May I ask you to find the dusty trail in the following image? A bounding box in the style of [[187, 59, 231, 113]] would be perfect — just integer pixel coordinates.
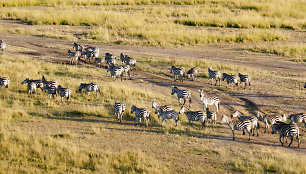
[[1, 33, 306, 154]]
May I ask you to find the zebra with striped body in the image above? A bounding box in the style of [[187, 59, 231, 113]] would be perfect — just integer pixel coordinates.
[[170, 66, 185, 82], [107, 64, 123, 81], [125, 56, 136, 68], [238, 73, 251, 88], [222, 73, 238, 88], [187, 67, 198, 81], [57, 85, 71, 105], [208, 67, 221, 86], [272, 122, 300, 147], [105, 53, 116, 66], [156, 108, 179, 126], [0, 77, 9, 89], [21, 78, 44, 91], [114, 102, 125, 122], [221, 115, 252, 140], [68, 50, 81, 65], [171, 86, 192, 107], [94, 58, 104, 67], [118, 65, 131, 80], [42, 76, 58, 92], [131, 105, 150, 127], [120, 53, 127, 63], [79, 83, 100, 96], [256, 111, 287, 133], [179, 106, 205, 128], [44, 84, 57, 99], [0, 40, 6, 51], [152, 101, 173, 119], [73, 42, 82, 51], [232, 111, 259, 136], [199, 89, 220, 112], [288, 113, 306, 126], [206, 108, 217, 128]]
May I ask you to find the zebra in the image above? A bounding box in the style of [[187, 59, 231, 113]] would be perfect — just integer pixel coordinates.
[[199, 89, 220, 112], [44, 84, 57, 99], [125, 56, 136, 68], [179, 106, 205, 128], [21, 78, 44, 91], [118, 65, 131, 80], [0, 77, 9, 89], [155, 108, 179, 126], [42, 76, 58, 94], [256, 111, 287, 133], [187, 67, 198, 81], [152, 101, 173, 119], [0, 40, 6, 51], [205, 107, 217, 128], [105, 53, 116, 65], [232, 111, 259, 136], [94, 58, 104, 67], [120, 53, 127, 63], [272, 122, 300, 147], [68, 50, 81, 65], [79, 83, 100, 96], [222, 73, 238, 88], [114, 102, 125, 122], [73, 42, 83, 51], [238, 73, 251, 88], [171, 86, 192, 107], [131, 105, 150, 127], [288, 113, 306, 126], [170, 65, 185, 82], [57, 85, 71, 105], [208, 67, 221, 86], [221, 115, 252, 141], [107, 64, 123, 81]]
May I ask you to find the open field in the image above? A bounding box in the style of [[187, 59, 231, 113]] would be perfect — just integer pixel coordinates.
[[0, 0, 306, 173]]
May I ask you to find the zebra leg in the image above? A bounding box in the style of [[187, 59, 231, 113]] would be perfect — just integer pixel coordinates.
[[232, 130, 235, 140], [67, 98, 69, 105], [161, 119, 164, 127], [242, 130, 245, 135], [297, 135, 300, 148], [280, 135, 284, 146], [248, 130, 251, 141], [288, 136, 293, 147]]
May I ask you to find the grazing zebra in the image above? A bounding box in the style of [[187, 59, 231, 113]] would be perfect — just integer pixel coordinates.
[[57, 85, 71, 104], [79, 83, 100, 96], [170, 65, 185, 82], [238, 73, 251, 88], [107, 64, 123, 80], [199, 89, 220, 112], [21, 78, 44, 91], [179, 106, 205, 128], [171, 86, 192, 107], [206, 108, 217, 128], [42, 76, 59, 96], [131, 105, 150, 127], [222, 73, 238, 88], [156, 109, 179, 126], [94, 58, 104, 67], [288, 113, 306, 126], [0, 77, 9, 89], [221, 115, 252, 140], [232, 111, 259, 136], [0, 40, 6, 51], [114, 102, 125, 122], [256, 111, 287, 133], [118, 65, 131, 80], [105, 53, 116, 65], [187, 67, 198, 81], [208, 67, 221, 86], [152, 101, 173, 119], [272, 122, 300, 147], [68, 50, 81, 65]]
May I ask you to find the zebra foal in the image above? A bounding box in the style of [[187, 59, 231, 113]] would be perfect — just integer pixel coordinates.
[[238, 73, 251, 88], [222, 73, 238, 88], [171, 86, 192, 107], [114, 102, 125, 122], [131, 105, 150, 127], [156, 108, 179, 126], [187, 67, 198, 81], [107, 64, 123, 81], [152, 101, 173, 119], [272, 122, 300, 147], [288, 113, 306, 126], [206, 108, 217, 128], [221, 115, 252, 140], [256, 111, 287, 133], [179, 106, 205, 128], [0, 77, 9, 89], [170, 65, 185, 82]]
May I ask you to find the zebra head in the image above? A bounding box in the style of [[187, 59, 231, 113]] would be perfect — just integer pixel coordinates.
[[170, 65, 175, 73], [221, 73, 228, 81], [79, 83, 86, 92], [131, 105, 137, 114], [208, 67, 212, 72], [21, 78, 29, 84], [231, 111, 242, 118], [271, 123, 281, 134], [171, 86, 178, 95], [152, 100, 158, 109]]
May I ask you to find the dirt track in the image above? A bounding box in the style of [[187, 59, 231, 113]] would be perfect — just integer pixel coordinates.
[[1, 32, 306, 156]]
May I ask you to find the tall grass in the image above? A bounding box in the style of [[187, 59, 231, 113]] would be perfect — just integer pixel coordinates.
[[246, 44, 306, 58]]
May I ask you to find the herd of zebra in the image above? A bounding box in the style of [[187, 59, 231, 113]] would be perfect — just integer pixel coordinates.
[[0, 40, 305, 148]]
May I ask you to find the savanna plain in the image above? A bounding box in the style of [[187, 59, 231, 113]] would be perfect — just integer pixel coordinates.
[[0, 0, 305, 173]]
